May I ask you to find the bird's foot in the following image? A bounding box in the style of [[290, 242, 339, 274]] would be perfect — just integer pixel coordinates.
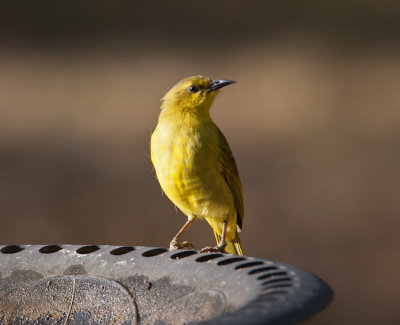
[[169, 239, 195, 251], [200, 244, 227, 254]]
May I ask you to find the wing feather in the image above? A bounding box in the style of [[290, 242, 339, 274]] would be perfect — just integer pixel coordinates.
[[216, 128, 244, 230]]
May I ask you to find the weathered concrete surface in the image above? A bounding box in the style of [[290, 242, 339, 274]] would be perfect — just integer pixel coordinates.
[[0, 245, 333, 325]]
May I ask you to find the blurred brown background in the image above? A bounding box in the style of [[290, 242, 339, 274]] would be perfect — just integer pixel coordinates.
[[1, 1, 399, 324]]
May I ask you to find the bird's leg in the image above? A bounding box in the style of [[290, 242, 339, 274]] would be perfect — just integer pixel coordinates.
[[200, 222, 228, 254], [169, 218, 196, 250]]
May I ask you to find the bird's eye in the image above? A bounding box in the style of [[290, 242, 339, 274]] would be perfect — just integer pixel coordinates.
[[189, 85, 199, 93]]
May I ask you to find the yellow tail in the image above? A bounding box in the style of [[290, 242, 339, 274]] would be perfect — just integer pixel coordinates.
[[214, 231, 243, 256]]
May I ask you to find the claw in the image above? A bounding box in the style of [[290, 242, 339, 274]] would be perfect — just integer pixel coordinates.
[[200, 245, 226, 254], [169, 240, 195, 251]]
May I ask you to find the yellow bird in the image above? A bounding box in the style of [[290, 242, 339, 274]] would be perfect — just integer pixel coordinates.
[[151, 75, 244, 255]]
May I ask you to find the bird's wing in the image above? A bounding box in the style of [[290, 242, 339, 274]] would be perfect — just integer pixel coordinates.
[[216, 128, 244, 230]]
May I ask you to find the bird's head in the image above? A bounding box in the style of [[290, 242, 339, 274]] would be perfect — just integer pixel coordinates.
[[161, 75, 236, 116]]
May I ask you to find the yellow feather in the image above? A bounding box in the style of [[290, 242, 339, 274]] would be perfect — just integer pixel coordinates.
[[151, 75, 244, 255]]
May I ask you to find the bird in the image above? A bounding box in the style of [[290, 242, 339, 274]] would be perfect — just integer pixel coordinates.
[[150, 75, 244, 255]]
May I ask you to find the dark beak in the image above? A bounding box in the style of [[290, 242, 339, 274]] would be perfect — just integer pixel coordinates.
[[209, 79, 236, 91]]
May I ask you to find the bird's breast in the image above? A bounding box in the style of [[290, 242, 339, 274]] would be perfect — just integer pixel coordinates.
[[151, 119, 232, 217]]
